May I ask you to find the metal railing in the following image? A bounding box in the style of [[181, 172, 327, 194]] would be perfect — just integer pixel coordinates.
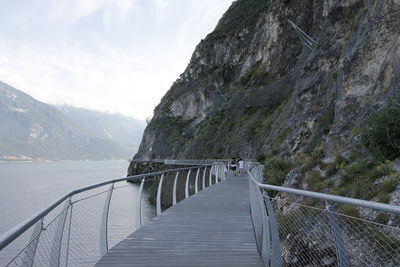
[[288, 20, 316, 50], [129, 159, 233, 165], [247, 162, 400, 266], [0, 163, 227, 266]]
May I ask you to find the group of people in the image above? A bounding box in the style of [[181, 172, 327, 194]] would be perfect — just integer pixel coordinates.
[[229, 157, 244, 176]]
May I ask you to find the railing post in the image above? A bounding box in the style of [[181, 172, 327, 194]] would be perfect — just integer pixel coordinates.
[[263, 192, 281, 267], [137, 177, 146, 228], [22, 217, 44, 267], [261, 201, 270, 266], [64, 204, 73, 267], [202, 167, 206, 190], [326, 203, 349, 267], [100, 183, 114, 257], [156, 174, 165, 216], [49, 197, 71, 267], [173, 171, 179, 205], [249, 180, 263, 253], [209, 166, 213, 186], [185, 170, 191, 199], [195, 168, 200, 194], [216, 165, 219, 184]]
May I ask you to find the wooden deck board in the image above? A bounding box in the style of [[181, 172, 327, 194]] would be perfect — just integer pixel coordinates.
[[96, 174, 264, 266]]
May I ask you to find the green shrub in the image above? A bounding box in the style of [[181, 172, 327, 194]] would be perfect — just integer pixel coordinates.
[[349, 178, 375, 199], [361, 102, 400, 160], [376, 193, 390, 204], [256, 153, 267, 163], [323, 154, 349, 177], [305, 171, 332, 192], [367, 232, 400, 257], [379, 176, 398, 194], [311, 146, 325, 159], [263, 157, 293, 186], [340, 158, 373, 185], [375, 213, 390, 224], [337, 205, 360, 218]]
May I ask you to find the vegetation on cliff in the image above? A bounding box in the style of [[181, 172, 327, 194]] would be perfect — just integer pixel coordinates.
[[134, 0, 400, 211]]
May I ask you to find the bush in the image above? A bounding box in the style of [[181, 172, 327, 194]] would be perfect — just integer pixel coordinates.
[[323, 154, 349, 177], [379, 176, 398, 194], [361, 102, 400, 160], [375, 213, 390, 224], [256, 153, 267, 163], [305, 171, 332, 192], [263, 157, 293, 186], [337, 205, 360, 218]]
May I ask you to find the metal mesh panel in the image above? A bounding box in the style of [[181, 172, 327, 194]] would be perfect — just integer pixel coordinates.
[[270, 197, 400, 266], [247, 162, 400, 266], [2, 165, 219, 266]]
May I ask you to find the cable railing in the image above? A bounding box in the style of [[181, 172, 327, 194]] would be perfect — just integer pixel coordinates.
[[0, 163, 227, 266], [247, 162, 400, 266]]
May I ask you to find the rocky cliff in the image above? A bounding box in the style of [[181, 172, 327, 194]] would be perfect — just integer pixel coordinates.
[[134, 0, 400, 160]]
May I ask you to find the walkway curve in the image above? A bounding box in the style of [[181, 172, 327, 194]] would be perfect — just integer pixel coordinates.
[[96, 174, 264, 266]]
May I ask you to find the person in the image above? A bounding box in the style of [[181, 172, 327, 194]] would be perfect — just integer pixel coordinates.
[[230, 158, 237, 176], [238, 157, 244, 176]]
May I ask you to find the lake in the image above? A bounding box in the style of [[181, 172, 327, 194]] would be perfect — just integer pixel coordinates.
[[0, 160, 156, 265]]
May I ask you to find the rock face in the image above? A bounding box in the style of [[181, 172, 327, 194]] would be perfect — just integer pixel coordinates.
[[134, 0, 400, 160]]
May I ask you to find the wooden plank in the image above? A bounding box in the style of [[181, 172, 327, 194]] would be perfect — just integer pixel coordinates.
[[96, 174, 264, 266]]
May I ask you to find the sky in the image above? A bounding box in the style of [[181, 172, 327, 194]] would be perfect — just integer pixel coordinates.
[[0, 0, 233, 120]]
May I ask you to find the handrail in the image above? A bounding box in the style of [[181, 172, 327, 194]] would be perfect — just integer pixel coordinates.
[[247, 162, 400, 266], [247, 163, 400, 214], [0, 165, 214, 251], [129, 159, 255, 165]]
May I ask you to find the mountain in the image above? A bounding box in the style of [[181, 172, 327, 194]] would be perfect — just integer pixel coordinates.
[[134, 0, 400, 160], [0, 81, 129, 160], [57, 105, 146, 154]]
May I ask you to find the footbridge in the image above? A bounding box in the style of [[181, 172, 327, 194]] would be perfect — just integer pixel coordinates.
[[1, 160, 399, 266]]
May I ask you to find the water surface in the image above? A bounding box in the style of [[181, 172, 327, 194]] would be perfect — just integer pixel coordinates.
[[0, 160, 155, 265]]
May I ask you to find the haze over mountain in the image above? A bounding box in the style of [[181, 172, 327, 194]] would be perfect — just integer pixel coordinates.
[[57, 105, 146, 154], [0, 81, 144, 161]]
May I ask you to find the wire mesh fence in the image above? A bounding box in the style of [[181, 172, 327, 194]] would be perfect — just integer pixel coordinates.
[[248, 162, 400, 266], [1, 164, 224, 266]]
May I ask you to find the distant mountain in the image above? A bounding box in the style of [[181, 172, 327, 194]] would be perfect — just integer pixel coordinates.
[[56, 105, 146, 154], [0, 81, 131, 161]]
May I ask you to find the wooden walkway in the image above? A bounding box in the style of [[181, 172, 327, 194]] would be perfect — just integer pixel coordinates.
[[96, 174, 264, 266]]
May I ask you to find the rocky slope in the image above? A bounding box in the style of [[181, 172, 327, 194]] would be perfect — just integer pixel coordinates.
[[0, 81, 129, 160], [134, 0, 400, 160]]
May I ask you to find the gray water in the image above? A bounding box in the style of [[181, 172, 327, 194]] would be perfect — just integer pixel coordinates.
[[0, 160, 156, 265]]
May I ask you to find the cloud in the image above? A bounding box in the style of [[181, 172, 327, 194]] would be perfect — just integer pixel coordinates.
[[0, 0, 233, 120], [0, 40, 176, 120], [46, 0, 137, 24]]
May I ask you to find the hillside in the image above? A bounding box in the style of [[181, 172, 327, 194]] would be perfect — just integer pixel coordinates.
[[0, 81, 129, 160], [132, 0, 400, 206], [57, 105, 145, 155], [135, 0, 399, 160]]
